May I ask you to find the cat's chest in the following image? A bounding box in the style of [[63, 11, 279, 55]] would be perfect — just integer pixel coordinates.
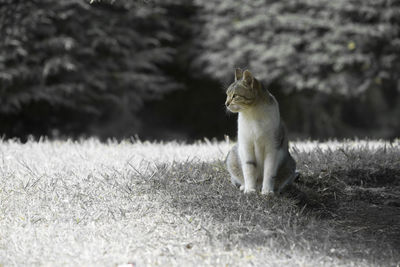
[[238, 116, 275, 140]]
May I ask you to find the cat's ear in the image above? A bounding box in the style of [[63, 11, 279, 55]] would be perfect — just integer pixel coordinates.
[[243, 70, 253, 86], [251, 78, 261, 90], [234, 68, 243, 81]]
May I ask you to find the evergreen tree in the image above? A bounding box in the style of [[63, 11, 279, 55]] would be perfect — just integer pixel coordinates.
[[193, 0, 400, 138], [1, 0, 399, 139], [0, 0, 179, 138]]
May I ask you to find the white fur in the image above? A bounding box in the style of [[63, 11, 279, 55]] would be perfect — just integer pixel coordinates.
[[237, 95, 282, 194]]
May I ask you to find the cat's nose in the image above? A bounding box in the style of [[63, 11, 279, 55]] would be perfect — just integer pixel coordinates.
[[225, 100, 231, 107]]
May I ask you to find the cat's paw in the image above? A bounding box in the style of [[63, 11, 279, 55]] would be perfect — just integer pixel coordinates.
[[244, 187, 256, 194], [261, 188, 275, 196], [239, 185, 245, 191]]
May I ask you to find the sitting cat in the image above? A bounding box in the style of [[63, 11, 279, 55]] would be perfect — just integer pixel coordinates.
[[225, 68, 297, 195]]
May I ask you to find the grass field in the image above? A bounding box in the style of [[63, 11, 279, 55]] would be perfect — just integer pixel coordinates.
[[0, 138, 399, 266]]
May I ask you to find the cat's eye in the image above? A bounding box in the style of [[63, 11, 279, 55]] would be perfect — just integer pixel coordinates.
[[232, 94, 238, 98]]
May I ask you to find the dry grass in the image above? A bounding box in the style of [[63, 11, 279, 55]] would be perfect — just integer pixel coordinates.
[[0, 138, 399, 266]]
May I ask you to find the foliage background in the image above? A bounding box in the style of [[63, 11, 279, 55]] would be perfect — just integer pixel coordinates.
[[1, 0, 399, 140]]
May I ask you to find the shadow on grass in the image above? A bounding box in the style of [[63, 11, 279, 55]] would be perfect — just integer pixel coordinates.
[[143, 159, 400, 265]]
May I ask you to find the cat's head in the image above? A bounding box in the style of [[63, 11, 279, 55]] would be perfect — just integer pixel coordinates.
[[225, 68, 262, 113]]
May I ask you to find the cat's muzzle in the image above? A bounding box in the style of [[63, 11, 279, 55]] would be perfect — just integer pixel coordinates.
[[226, 104, 240, 113]]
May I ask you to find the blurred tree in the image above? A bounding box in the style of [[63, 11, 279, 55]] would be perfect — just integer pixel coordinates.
[[1, 0, 399, 140], [0, 0, 180, 139], [138, 0, 237, 141], [193, 0, 400, 139]]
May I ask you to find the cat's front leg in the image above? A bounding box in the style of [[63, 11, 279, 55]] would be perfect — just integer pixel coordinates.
[[262, 149, 280, 195], [239, 143, 257, 194]]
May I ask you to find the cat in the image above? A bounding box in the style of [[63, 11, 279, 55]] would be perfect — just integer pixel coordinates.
[[225, 68, 297, 195]]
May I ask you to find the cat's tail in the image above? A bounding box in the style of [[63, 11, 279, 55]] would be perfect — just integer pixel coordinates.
[[277, 170, 300, 194], [294, 171, 301, 182]]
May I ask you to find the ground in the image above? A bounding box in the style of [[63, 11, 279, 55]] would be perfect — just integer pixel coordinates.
[[0, 139, 399, 266]]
